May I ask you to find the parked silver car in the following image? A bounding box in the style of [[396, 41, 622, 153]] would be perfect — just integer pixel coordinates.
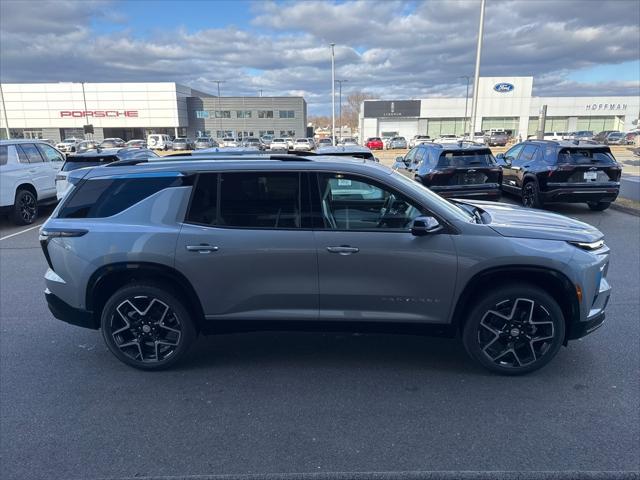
[[194, 137, 218, 149], [387, 136, 408, 149], [41, 153, 611, 375]]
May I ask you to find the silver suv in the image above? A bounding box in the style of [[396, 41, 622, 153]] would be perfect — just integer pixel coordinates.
[[40, 154, 612, 374]]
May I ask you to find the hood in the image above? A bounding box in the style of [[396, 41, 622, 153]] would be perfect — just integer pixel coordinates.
[[462, 200, 603, 243]]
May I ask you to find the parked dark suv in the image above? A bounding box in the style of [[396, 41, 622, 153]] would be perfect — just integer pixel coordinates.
[[395, 142, 502, 200], [497, 140, 621, 210], [41, 152, 611, 375]]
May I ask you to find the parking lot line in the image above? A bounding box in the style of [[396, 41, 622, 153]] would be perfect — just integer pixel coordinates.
[[0, 223, 43, 241]]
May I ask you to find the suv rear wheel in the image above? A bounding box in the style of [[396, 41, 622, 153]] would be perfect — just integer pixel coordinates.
[[587, 201, 611, 211], [462, 284, 565, 375], [12, 189, 38, 225], [522, 180, 543, 209], [100, 283, 197, 370]]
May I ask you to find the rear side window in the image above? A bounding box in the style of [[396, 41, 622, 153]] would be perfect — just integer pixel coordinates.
[[58, 176, 184, 218], [0, 145, 7, 166], [186, 172, 301, 229], [17, 144, 44, 163]]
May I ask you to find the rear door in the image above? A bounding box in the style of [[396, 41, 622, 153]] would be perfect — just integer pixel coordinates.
[[175, 170, 319, 322], [16, 143, 54, 199], [511, 144, 539, 189]]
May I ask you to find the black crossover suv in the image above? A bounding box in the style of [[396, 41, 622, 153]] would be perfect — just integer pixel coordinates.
[[394, 142, 502, 200], [496, 140, 621, 210]]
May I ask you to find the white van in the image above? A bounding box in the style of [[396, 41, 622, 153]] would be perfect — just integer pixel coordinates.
[[146, 134, 173, 150]]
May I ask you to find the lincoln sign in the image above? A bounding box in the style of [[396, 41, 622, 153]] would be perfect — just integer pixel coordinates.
[[59, 110, 139, 118], [363, 100, 420, 118]]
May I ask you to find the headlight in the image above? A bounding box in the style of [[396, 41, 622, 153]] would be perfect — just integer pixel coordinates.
[[569, 239, 605, 251]]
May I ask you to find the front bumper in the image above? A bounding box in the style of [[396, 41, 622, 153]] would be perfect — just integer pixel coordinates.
[[543, 183, 619, 203], [45, 289, 98, 330]]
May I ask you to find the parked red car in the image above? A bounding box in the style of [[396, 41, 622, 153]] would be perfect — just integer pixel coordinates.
[[365, 137, 383, 150]]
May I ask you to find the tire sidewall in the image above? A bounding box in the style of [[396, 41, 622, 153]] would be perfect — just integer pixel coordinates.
[[100, 283, 197, 370], [12, 189, 37, 225], [522, 179, 542, 209], [462, 284, 565, 375]]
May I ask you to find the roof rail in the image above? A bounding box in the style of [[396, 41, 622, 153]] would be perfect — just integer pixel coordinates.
[[106, 152, 314, 167]]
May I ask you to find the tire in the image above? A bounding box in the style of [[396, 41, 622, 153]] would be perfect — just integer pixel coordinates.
[[462, 283, 565, 375], [587, 201, 611, 211], [521, 179, 543, 209], [11, 189, 38, 225], [100, 283, 197, 370]]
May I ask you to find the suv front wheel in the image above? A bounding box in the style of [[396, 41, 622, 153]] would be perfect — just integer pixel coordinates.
[[462, 284, 565, 375], [101, 283, 197, 370]]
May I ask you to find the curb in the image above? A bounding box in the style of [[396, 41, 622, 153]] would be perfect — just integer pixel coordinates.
[[610, 201, 640, 217]]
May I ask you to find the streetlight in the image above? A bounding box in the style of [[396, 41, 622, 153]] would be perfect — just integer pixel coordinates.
[[330, 43, 336, 146], [459, 76, 470, 139], [213, 80, 225, 138], [469, 0, 486, 137], [335, 79, 348, 142], [0, 82, 10, 139]]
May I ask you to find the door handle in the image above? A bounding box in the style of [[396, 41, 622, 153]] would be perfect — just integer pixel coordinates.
[[327, 246, 359, 255], [186, 244, 219, 253]]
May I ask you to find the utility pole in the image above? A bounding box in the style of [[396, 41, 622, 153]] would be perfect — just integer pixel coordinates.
[[335, 79, 347, 142], [459, 76, 471, 138], [330, 43, 336, 146], [259, 89, 263, 97], [469, 0, 486, 138], [213, 80, 225, 138], [0, 82, 10, 139]]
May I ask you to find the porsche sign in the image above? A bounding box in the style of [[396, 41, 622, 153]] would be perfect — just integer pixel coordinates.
[[59, 110, 139, 118]]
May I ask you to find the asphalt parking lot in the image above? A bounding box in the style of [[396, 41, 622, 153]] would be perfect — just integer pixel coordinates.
[[0, 199, 639, 479]]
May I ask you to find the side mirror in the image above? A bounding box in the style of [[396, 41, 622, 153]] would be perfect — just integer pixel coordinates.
[[496, 153, 504, 159], [411, 216, 441, 236], [395, 155, 406, 164]]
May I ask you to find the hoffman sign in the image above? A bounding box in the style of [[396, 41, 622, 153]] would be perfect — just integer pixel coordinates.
[[585, 104, 627, 111], [363, 100, 420, 118], [59, 110, 139, 118]]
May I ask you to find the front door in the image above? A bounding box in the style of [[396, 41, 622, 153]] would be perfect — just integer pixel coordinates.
[[313, 172, 457, 324], [501, 143, 525, 193], [175, 171, 318, 321]]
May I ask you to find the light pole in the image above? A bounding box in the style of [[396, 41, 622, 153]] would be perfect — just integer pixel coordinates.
[[81, 82, 92, 140], [459, 76, 470, 139], [330, 43, 336, 146], [335, 79, 347, 142], [213, 80, 225, 138], [0, 82, 10, 139], [469, 0, 486, 138]]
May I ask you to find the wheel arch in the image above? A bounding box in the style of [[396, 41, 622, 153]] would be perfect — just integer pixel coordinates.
[[451, 266, 580, 344], [86, 262, 205, 331], [15, 182, 38, 200]]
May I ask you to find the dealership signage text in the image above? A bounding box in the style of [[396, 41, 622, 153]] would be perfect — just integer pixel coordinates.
[[585, 104, 627, 111], [59, 110, 139, 118]]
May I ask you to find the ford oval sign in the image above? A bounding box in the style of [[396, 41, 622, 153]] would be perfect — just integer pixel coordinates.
[[494, 82, 514, 93]]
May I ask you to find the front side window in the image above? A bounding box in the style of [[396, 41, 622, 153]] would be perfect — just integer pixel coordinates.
[[317, 173, 425, 231], [187, 172, 301, 229], [37, 144, 64, 162], [17, 144, 44, 163], [518, 145, 539, 165], [504, 144, 524, 163]]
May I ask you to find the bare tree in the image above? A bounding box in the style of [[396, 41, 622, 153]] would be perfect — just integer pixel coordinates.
[[342, 91, 375, 130]]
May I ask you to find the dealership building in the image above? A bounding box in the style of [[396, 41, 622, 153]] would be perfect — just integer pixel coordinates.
[[360, 76, 639, 140], [0, 82, 307, 142]]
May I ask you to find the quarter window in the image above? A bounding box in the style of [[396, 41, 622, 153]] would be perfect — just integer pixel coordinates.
[[317, 173, 425, 231], [59, 176, 184, 218]]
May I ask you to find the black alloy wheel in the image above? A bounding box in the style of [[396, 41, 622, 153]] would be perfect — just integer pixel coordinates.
[[463, 284, 565, 375], [587, 201, 611, 211], [522, 180, 543, 209], [101, 284, 197, 370], [12, 189, 38, 225]]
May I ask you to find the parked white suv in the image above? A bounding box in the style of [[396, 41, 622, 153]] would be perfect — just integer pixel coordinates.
[[56, 137, 81, 153], [0, 140, 64, 224], [146, 134, 173, 151]]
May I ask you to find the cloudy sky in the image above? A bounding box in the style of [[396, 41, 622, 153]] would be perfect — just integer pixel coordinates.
[[1, 0, 638, 115]]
